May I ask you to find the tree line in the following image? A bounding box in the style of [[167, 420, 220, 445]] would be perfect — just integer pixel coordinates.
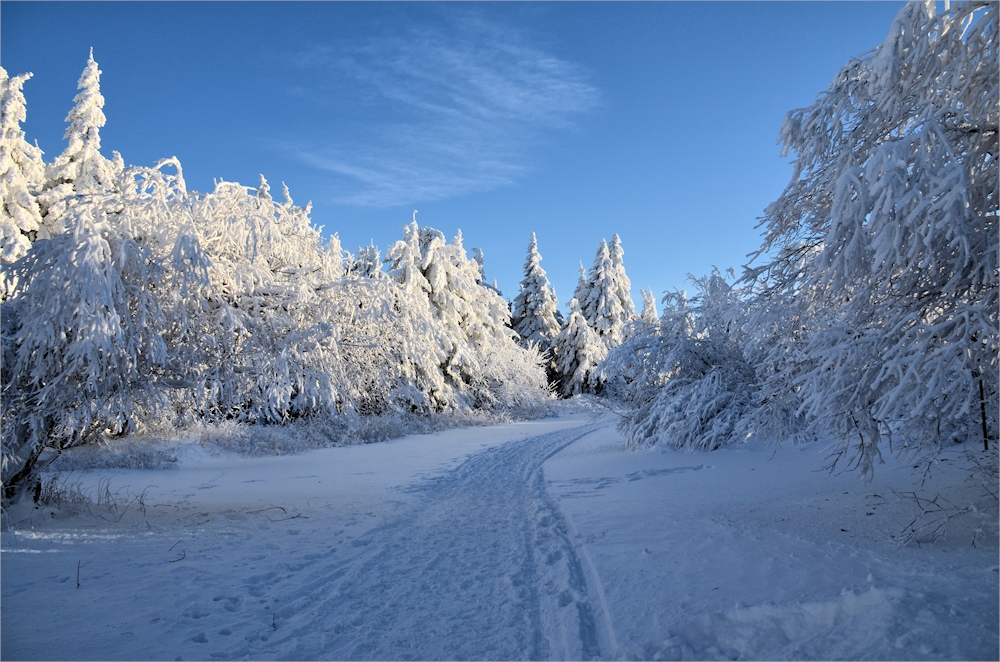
[[1, 1, 996, 500]]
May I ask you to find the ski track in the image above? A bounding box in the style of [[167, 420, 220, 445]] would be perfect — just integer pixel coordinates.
[[209, 421, 610, 660]]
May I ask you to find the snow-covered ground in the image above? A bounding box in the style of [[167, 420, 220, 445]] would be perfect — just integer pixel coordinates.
[[2, 410, 997, 661]]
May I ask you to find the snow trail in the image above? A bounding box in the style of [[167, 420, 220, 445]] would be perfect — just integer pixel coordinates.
[[228, 421, 609, 660]]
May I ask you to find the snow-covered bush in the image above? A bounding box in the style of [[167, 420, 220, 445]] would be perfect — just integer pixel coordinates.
[[745, 0, 998, 478], [1, 202, 170, 492], [347, 242, 383, 278], [329, 274, 449, 416], [603, 270, 759, 450], [178, 176, 349, 423]]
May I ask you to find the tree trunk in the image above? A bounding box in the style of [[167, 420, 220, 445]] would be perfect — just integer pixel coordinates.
[[979, 375, 989, 452]]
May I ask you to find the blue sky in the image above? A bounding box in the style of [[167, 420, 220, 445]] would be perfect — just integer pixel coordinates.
[[2, 1, 905, 311]]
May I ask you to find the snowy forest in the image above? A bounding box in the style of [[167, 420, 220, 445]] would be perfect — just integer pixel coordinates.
[[1, 0, 997, 502]]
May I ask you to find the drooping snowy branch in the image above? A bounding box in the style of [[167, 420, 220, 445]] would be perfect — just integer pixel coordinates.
[[745, 0, 998, 478]]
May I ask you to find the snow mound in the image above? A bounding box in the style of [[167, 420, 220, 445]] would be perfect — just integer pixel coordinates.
[[635, 587, 903, 660]]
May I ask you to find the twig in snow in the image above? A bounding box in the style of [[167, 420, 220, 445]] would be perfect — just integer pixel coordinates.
[[265, 513, 307, 522], [248, 506, 287, 515], [169, 550, 186, 563], [891, 490, 990, 547], [76, 560, 91, 588]]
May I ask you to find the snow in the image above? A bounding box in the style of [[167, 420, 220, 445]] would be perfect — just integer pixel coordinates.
[[2, 409, 997, 660], [545, 424, 998, 660]]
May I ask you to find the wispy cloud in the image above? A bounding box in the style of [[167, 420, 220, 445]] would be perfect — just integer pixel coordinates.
[[285, 12, 600, 208]]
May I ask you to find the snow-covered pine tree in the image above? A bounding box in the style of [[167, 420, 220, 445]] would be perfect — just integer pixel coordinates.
[[554, 297, 607, 397], [746, 0, 998, 478], [0, 68, 45, 265], [639, 289, 658, 325], [348, 242, 383, 278], [471, 246, 485, 283], [37, 50, 124, 238], [608, 233, 636, 323], [580, 237, 635, 349], [387, 221, 548, 411], [572, 261, 589, 308], [511, 232, 561, 351]]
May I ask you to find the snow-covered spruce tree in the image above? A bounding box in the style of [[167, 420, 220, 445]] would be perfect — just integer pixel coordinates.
[[608, 234, 637, 327], [746, 0, 998, 478], [554, 297, 607, 397], [386, 221, 549, 412], [0, 68, 45, 265], [37, 50, 124, 238], [639, 289, 658, 325], [511, 232, 561, 351], [580, 237, 636, 349], [471, 246, 486, 283], [348, 242, 383, 278], [571, 261, 589, 309], [603, 270, 757, 450], [469, 245, 504, 296]]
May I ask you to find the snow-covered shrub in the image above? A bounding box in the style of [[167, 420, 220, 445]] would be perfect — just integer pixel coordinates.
[[177, 176, 348, 423], [347, 242, 383, 278], [1, 203, 170, 492], [603, 270, 760, 450], [597, 290, 692, 408], [745, 0, 998, 478], [1, 156, 353, 494], [330, 274, 450, 416]]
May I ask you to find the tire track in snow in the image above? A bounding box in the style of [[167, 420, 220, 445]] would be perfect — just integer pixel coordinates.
[[225, 421, 610, 660]]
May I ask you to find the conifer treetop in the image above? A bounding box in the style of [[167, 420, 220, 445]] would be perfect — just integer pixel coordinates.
[[60, 49, 106, 160], [511, 232, 560, 350], [0, 67, 45, 262]]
